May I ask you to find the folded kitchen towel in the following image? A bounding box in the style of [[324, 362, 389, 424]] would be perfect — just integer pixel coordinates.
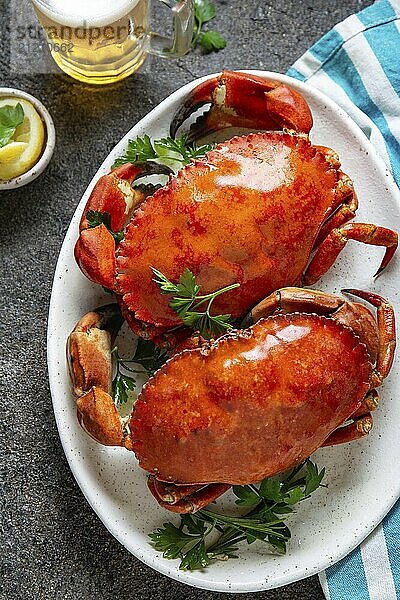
[[287, 1, 400, 599], [288, 0, 400, 186]]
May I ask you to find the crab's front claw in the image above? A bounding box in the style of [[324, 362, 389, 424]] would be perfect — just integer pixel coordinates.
[[75, 224, 117, 290], [75, 162, 172, 289], [170, 70, 313, 141], [77, 387, 126, 447], [67, 304, 132, 448], [67, 304, 123, 396]]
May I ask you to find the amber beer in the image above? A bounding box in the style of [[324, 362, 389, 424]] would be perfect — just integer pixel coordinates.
[[31, 0, 194, 84]]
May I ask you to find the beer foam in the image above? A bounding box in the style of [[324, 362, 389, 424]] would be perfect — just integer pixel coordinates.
[[32, 0, 140, 28]]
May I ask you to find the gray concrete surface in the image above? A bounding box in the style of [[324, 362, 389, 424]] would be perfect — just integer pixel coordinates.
[[0, 0, 372, 598]]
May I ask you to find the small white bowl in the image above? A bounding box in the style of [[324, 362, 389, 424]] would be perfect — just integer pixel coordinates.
[[0, 87, 56, 190]]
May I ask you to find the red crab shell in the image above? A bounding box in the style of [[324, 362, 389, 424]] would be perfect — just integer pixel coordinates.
[[117, 132, 341, 328], [130, 313, 372, 485]]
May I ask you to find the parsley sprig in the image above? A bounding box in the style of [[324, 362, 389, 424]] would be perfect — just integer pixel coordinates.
[[113, 134, 213, 170], [149, 460, 326, 570], [156, 136, 214, 164], [116, 338, 169, 379], [0, 103, 25, 148], [112, 365, 136, 407], [152, 267, 240, 340], [192, 0, 227, 53], [111, 339, 169, 407], [86, 210, 124, 243]]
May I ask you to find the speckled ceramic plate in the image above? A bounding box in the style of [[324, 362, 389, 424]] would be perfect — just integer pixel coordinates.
[[47, 71, 400, 593]]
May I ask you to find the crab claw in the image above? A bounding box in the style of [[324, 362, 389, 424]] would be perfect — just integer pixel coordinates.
[[67, 304, 133, 448], [75, 162, 172, 290], [170, 70, 313, 142]]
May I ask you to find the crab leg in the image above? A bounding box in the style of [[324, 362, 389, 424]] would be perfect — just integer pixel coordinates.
[[303, 223, 398, 285], [148, 477, 230, 514], [324, 389, 379, 447], [351, 389, 380, 419], [313, 173, 358, 249], [243, 287, 344, 326], [343, 289, 396, 386], [75, 162, 172, 290], [151, 479, 205, 504], [170, 70, 313, 141], [322, 414, 373, 446]]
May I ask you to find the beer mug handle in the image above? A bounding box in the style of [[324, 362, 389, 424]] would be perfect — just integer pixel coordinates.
[[145, 0, 194, 58]]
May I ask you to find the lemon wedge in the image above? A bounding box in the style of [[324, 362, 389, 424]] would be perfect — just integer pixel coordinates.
[[0, 97, 45, 181], [0, 141, 28, 163]]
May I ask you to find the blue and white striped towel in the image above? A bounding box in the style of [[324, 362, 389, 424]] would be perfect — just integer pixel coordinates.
[[287, 1, 400, 598]]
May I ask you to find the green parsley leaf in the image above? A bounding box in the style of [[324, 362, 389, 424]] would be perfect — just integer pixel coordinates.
[[180, 539, 210, 571], [305, 460, 326, 496], [180, 513, 208, 536], [286, 487, 306, 505], [175, 268, 201, 297], [112, 338, 169, 391], [113, 134, 156, 167], [151, 268, 180, 295], [207, 541, 239, 560], [272, 505, 294, 515], [180, 310, 202, 327], [206, 313, 233, 337], [188, 145, 215, 160], [193, 0, 216, 24], [181, 311, 233, 339], [156, 136, 214, 167], [149, 522, 194, 559], [152, 267, 240, 340], [0, 103, 25, 148], [169, 297, 195, 318], [267, 534, 288, 554], [130, 338, 169, 377], [232, 485, 260, 507], [192, 0, 226, 52], [201, 30, 227, 52], [112, 371, 136, 406], [86, 210, 124, 244], [259, 477, 283, 503], [198, 509, 288, 542], [156, 137, 189, 161]]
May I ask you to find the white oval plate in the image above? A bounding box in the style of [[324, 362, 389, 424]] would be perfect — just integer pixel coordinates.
[[47, 71, 400, 593]]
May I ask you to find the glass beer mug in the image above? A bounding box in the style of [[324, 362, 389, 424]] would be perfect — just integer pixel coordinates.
[[30, 0, 194, 84]]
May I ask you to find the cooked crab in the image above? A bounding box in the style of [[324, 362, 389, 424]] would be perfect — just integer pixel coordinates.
[[67, 287, 395, 513], [75, 126, 397, 345]]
